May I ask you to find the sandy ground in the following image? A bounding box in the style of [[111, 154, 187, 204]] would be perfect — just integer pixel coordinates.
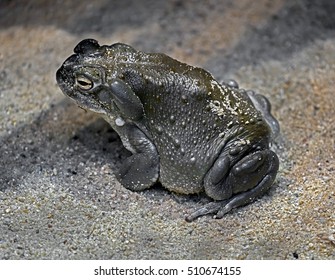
[[0, 0, 334, 259]]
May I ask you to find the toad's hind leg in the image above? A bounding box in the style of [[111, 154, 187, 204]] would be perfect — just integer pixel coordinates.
[[186, 150, 279, 222]]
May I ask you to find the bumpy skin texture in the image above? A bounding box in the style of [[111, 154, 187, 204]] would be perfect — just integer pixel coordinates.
[[56, 39, 280, 221]]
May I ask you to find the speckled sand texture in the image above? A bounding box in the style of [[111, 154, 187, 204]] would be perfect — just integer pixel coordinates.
[[0, 0, 334, 259]]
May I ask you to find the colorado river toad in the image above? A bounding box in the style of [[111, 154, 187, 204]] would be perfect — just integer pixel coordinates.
[[56, 39, 280, 221]]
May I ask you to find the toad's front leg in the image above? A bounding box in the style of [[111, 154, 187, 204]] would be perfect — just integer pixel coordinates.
[[115, 123, 160, 191], [103, 79, 160, 191]]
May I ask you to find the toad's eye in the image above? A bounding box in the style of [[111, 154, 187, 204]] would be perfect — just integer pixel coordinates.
[[76, 75, 93, 90]]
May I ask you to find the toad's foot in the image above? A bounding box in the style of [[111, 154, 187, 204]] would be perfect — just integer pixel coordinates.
[[185, 201, 228, 222], [185, 171, 276, 222]]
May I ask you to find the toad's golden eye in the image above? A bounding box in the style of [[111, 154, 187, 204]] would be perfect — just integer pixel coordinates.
[[76, 75, 93, 90]]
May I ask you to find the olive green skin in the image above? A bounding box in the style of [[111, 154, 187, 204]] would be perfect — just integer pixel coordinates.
[[57, 39, 279, 221]]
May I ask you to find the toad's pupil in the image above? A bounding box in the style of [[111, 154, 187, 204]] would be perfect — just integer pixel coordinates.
[[76, 78, 92, 89]]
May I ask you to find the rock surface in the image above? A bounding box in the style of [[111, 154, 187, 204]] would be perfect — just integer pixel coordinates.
[[0, 0, 334, 259]]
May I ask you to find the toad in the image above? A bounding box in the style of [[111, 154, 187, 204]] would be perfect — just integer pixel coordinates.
[[56, 39, 280, 221]]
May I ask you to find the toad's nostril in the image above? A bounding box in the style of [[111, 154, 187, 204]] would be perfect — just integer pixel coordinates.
[[56, 67, 67, 84]]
